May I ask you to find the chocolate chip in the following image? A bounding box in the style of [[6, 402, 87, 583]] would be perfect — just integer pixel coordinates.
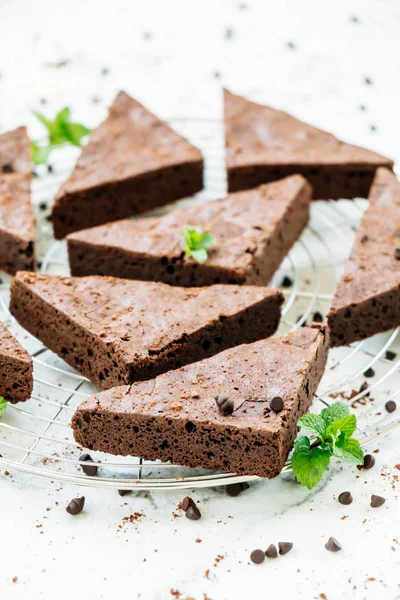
[[338, 491, 353, 505], [265, 544, 278, 558], [2, 163, 13, 173], [359, 381, 370, 396], [296, 315, 307, 327], [79, 452, 98, 476], [395, 248, 400, 260], [66, 496, 85, 515], [385, 400, 397, 413], [250, 549, 265, 564], [363, 367, 375, 378], [278, 542, 293, 555], [226, 481, 249, 497], [47, 164, 54, 174], [281, 275, 293, 288], [371, 494, 386, 508], [385, 350, 397, 361], [359, 454, 375, 470], [185, 503, 201, 521], [313, 311, 324, 323], [325, 537, 342, 552], [39, 202, 48, 211], [215, 394, 234, 416], [270, 396, 284, 412], [118, 489, 132, 497], [181, 496, 195, 512]]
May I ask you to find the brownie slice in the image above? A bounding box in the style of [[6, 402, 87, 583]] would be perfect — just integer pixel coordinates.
[[52, 91, 204, 239], [67, 174, 311, 286], [72, 324, 329, 478], [225, 89, 393, 199], [0, 322, 33, 403], [0, 127, 32, 175], [328, 168, 400, 346], [0, 127, 35, 275], [10, 272, 283, 390], [0, 173, 35, 274]]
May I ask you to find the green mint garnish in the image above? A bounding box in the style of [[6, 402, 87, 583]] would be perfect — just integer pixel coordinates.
[[0, 396, 7, 417], [183, 226, 216, 264], [30, 107, 91, 165], [291, 403, 363, 490]]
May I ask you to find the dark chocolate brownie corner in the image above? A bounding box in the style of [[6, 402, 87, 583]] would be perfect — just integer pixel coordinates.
[[0, 322, 33, 404]]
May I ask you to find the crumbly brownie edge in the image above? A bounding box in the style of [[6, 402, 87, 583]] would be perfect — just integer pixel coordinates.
[[327, 287, 400, 347], [0, 353, 33, 404], [227, 164, 391, 200], [0, 229, 35, 275], [53, 160, 203, 239]]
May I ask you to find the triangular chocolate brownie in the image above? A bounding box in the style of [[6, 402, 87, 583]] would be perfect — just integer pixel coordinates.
[[52, 91, 204, 239], [328, 168, 400, 346], [0, 127, 35, 275], [67, 174, 311, 286], [72, 324, 329, 478], [0, 127, 32, 175], [10, 272, 283, 389], [0, 322, 33, 404], [225, 89, 393, 199]]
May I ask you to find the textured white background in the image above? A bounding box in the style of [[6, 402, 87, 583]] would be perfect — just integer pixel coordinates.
[[0, 1, 400, 599]]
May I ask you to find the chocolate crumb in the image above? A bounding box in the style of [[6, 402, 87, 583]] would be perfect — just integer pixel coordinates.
[[325, 537, 342, 552], [250, 549, 265, 564], [278, 542, 293, 555], [66, 496, 85, 515]]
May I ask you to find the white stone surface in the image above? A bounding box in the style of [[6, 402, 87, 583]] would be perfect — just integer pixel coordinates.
[[0, 1, 400, 598]]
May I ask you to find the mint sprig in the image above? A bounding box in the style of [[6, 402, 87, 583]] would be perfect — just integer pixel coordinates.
[[291, 403, 364, 490], [183, 226, 216, 264], [0, 396, 7, 417], [30, 107, 91, 165]]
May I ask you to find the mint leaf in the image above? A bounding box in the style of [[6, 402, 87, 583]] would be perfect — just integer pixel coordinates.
[[291, 436, 331, 490], [30, 141, 51, 166], [332, 437, 364, 464], [321, 403, 349, 427], [298, 413, 326, 441], [62, 122, 91, 147], [0, 396, 7, 417], [326, 414, 357, 441], [183, 226, 216, 264]]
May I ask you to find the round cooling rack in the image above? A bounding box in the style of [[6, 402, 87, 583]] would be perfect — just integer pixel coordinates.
[[0, 117, 399, 491]]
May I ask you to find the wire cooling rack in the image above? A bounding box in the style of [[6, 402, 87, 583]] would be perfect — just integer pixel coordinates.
[[0, 117, 399, 490]]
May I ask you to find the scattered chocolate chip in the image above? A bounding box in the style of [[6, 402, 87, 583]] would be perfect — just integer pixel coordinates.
[[385, 350, 397, 361], [215, 394, 234, 416], [278, 542, 293, 555], [385, 400, 397, 413], [265, 544, 278, 558], [359, 381, 370, 396], [79, 452, 98, 476], [370, 494, 386, 508], [363, 367, 375, 378], [66, 496, 85, 515], [338, 491, 353, 505], [250, 549, 265, 564], [39, 201, 48, 211], [394, 248, 400, 260], [181, 496, 195, 512], [281, 275, 293, 288], [325, 537, 342, 552], [313, 311, 324, 323], [358, 454, 375, 470], [270, 396, 284, 412], [118, 489, 132, 497], [226, 482, 249, 497], [47, 164, 54, 174], [2, 163, 13, 173], [185, 503, 201, 521]]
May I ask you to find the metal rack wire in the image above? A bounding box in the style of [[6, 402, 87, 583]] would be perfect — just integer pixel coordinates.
[[0, 117, 399, 490]]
